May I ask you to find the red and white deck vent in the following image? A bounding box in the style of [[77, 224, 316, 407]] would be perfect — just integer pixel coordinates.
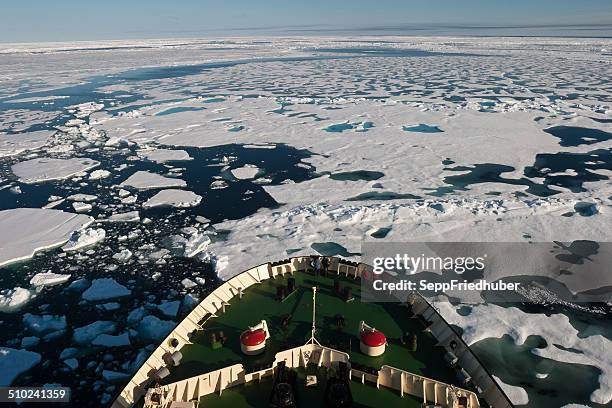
[[359, 320, 387, 357], [240, 320, 270, 355]]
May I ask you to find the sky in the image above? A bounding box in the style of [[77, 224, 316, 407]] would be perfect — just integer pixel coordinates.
[[1, 0, 611, 42]]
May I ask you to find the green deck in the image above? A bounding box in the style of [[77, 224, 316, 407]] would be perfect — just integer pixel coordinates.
[[162, 270, 463, 406], [198, 367, 424, 408]]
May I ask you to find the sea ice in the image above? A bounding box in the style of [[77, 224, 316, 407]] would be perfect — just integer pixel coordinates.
[[101, 211, 140, 223], [89, 169, 111, 180], [0, 347, 41, 386], [0, 130, 53, 157], [169, 228, 211, 258], [143, 189, 202, 208], [137, 148, 192, 163], [231, 165, 260, 180], [81, 278, 131, 302], [112, 249, 133, 263], [64, 358, 78, 370], [91, 333, 131, 347], [67, 193, 97, 202], [136, 316, 175, 342], [23, 313, 67, 334], [29, 272, 71, 288], [0, 287, 34, 312], [72, 202, 92, 213], [120, 171, 186, 190], [492, 376, 529, 405], [62, 228, 106, 252], [437, 302, 612, 405], [0, 208, 93, 267], [20, 336, 39, 349], [157, 301, 180, 318], [72, 321, 116, 345], [11, 157, 100, 184], [181, 278, 197, 289]]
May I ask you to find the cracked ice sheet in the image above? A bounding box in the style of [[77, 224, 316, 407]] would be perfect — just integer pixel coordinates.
[[207, 197, 612, 284], [0, 208, 93, 267], [437, 302, 612, 405]]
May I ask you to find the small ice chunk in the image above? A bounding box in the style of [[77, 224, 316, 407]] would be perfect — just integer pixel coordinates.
[[169, 228, 211, 258], [231, 165, 260, 180], [81, 278, 131, 302], [72, 321, 116, 345], [89, 169, 111, 180], [0, 287, 35, 312], [101, 211, 140, 223], [181, 278, 197, 289], [64, 358, 79, 370], [29, 272, 71, 288], [157, 301, 180, 318], [209, 180, 228, 190], [127, 307, 148, 325], [72, 202, 93, 213], [67, 194, 97, 202], [118, 189, 131, 198], [59, 347, 78, 360], [66, 278, 90, 292], [23, 313, 67, 334], [112, 249, 133, 263], [62, 228, 106, 252], [136, 316, 175, 342], [20, 336, 40, 349]]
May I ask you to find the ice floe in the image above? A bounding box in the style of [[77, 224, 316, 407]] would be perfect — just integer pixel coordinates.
[[62, 228, 106, 252], [143, 189, 202, 208], [136, 316, 175, 342], [0, 347, 41, 386], [168, 227, 211, 258], [137, 148, 192, 163], [81, 278, 131, 302], [0, 287, 34, 312], [231, 165, 260, 180], [23, 313, 67, 334], [100, 211, 140, 223], [0, 130, 53, 157], [89, 169, 111, 180], [29, 272, 71, 288], [0, 208, 92, 267], [72, 321, 116, 345], [91, 332, 131, 347], [120, 170, 186, 190], [11, 157, 100, 183]]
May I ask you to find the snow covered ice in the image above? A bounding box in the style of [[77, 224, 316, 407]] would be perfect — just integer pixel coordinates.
[[11, 157, 100, 184], [0, 208, 92, 267], [143, 189, 202, 208]]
